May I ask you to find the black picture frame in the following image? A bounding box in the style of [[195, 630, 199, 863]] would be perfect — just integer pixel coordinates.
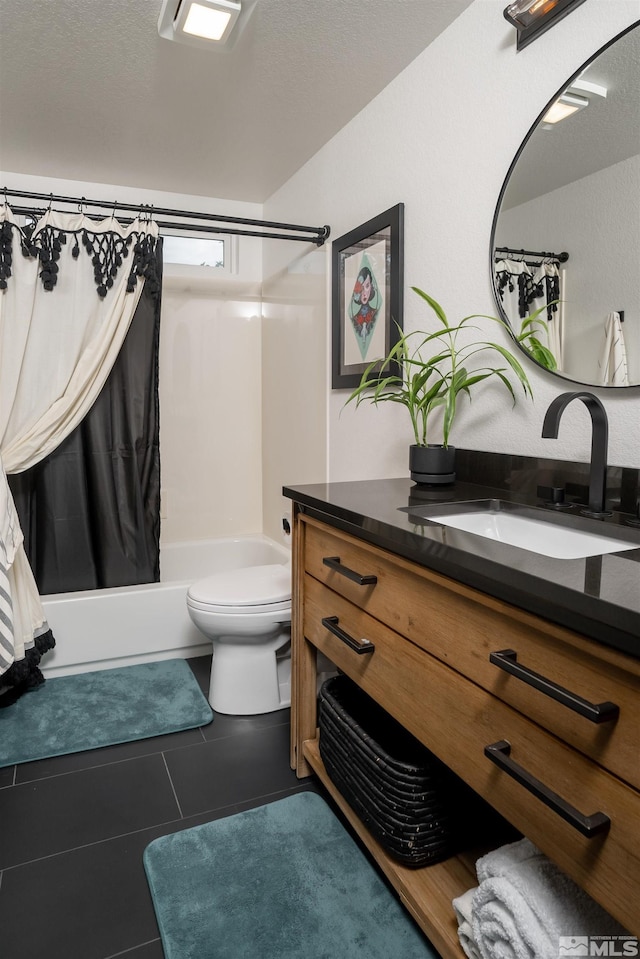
[[331, 203, 404, 390]]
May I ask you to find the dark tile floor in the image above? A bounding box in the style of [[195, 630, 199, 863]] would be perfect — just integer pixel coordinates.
[[0, 656, 317, 959]]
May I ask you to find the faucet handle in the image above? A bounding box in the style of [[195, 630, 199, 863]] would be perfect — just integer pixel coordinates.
[[537, 483, 565, 503], [625, 499, 640, 528], [537, 484, 572, 509]]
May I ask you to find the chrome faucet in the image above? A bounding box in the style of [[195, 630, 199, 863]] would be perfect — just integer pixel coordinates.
[[541, 392, 611, 518]]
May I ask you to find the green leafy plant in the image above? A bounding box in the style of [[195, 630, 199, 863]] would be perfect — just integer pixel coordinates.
[[345, 287, 533, 448], [516, 305, 558, 372]]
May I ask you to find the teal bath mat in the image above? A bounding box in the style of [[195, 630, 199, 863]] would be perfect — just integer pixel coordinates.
[[143, 791, 438, 959], [0, 659, 212, 767]]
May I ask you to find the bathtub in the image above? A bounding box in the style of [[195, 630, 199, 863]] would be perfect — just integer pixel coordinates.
[[41, 535, 290, 678]]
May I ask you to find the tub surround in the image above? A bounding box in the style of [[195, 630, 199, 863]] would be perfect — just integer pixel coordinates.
[[284, 454, 640, 661]]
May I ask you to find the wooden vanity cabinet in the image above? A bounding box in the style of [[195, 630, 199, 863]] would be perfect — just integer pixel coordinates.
[[290, 511, 640, 955]]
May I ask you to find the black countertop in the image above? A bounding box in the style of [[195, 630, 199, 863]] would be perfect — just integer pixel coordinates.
[[283, 477, 640, 661]]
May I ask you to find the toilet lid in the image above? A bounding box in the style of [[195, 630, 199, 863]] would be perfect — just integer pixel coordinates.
[[188, 564, 291, 607]]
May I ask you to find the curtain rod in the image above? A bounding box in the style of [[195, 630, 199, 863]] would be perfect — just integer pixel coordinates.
[[2, 187, 331, 246], [495, 246, 569, 263]]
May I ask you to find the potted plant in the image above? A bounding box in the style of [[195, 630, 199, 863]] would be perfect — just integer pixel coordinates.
[[345, 287, 533, 484]]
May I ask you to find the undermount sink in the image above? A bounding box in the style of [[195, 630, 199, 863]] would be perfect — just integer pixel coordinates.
[[408, 499, 640, 560]]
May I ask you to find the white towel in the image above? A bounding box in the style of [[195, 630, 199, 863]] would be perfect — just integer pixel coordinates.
[[598, 311, 629, 386], [453, 887, 482, 959], [476, 838, 539, 883], [472, 840, 628, 959]]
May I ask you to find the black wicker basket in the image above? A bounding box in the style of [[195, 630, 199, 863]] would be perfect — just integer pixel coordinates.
[[319, 675, 512, 867]]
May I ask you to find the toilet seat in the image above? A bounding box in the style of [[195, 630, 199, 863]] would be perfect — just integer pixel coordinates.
[[186, 596, 291, 615], [187, 564, 291, 612]]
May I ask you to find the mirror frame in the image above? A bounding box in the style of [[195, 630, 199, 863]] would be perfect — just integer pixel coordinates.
[[489, 19, 640, 389]]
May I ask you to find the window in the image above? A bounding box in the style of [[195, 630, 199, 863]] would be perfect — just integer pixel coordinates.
[[161, 231, 238, 279], [162, 234, 225, 268]]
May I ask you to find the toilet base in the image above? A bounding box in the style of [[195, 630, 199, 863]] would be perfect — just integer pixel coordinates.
[[209, 635, 291, 715]]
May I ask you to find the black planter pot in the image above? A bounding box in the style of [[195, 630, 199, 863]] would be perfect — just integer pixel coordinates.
[[409, 444, 456, 486]]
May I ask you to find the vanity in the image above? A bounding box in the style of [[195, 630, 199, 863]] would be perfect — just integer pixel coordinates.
[[284, 476, 640, 956], [282, 18, 640, 952]]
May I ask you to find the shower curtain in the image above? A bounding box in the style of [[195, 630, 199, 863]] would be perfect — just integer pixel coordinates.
[[9, 263, 162, 594], [495, 258, 563, 371], [0, 204, 161, 701]]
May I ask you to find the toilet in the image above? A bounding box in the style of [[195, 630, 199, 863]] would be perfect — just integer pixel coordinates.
[[186, 563, 292, 715]]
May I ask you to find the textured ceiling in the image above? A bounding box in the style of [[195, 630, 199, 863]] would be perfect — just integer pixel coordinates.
[[0, 0, 474, 203]]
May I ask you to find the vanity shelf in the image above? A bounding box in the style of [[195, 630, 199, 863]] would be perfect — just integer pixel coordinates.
[[302, 737, 476, 959]]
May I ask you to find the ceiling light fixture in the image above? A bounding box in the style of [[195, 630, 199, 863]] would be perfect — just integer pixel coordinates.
[[503, 0, 587, 50], [542, 92, 589, 125], [541, 77, 607, 130], [158, 0, 255, 49], [182, 2, 239, 41]]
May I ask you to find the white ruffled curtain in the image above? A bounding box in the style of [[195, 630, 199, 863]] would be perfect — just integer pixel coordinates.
[[0, 205, 159, 688], [531, 262, 563, 370], [494, 258, 564, 371]]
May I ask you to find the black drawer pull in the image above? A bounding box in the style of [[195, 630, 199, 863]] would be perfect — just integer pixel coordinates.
[[490, 649, 619, 724], [321, 616, 375, 655], [484, 740, 610, 838], [322, 556, 377, 586]]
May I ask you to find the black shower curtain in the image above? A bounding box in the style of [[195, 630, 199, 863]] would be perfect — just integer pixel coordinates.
[[8, 254, 162, 595]]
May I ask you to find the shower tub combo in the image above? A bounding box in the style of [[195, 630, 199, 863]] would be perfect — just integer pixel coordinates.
[[41, 536, 290, 687]]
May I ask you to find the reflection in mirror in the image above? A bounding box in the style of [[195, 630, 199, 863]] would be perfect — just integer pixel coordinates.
[[491, 22, 640, 387]]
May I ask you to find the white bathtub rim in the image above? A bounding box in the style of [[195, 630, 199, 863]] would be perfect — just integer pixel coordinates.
[[40, 534, 290, 679], [42, 534, 290, 601]]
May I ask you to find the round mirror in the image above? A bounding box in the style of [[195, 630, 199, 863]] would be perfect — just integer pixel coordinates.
[[490, 22, 640, 388]]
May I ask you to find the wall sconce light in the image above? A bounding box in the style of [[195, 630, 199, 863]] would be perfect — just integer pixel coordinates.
[[503, 0, 587, 50], [158, 0, 256, 49]]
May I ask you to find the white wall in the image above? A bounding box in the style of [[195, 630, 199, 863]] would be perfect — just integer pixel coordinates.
[[263, 0, 640, 496], [261, 247, 329, 544]]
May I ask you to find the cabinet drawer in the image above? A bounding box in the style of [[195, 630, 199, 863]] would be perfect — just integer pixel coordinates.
[[303, 517, 640, 791], [303, 573, 640, 935]]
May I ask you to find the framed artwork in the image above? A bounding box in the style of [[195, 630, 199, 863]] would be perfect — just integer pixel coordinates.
[[331, 203, 404, 390]]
